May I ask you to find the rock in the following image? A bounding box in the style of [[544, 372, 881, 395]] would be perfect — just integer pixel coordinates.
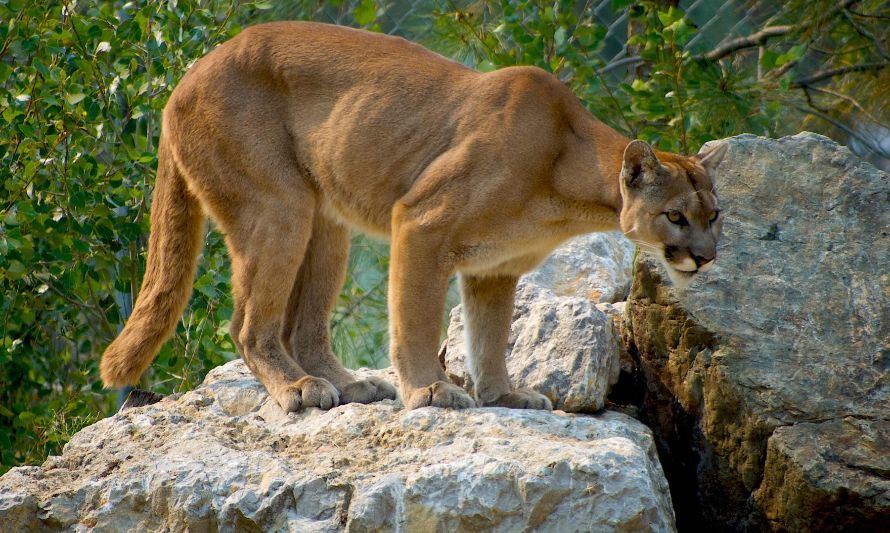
[[444, 282, 621, 412], [623, 133, 890, 530], [441, 232, 633, 413], [596, 301, 633, 375], [0, 360, 676, 532], [521, 232, 636, 303], [754, 417, 890, 531]]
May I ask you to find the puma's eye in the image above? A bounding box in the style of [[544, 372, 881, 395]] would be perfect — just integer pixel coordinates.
[[666, 211, 687, 225], [709, 210, 720, 222]]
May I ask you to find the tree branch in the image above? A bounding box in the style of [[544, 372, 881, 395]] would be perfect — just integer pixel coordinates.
[[331, 276, 388, 330], [791, 61, 888, 87], [847, 8, 890, 21], [768, 58, 799, 79], [596, 56, 643, 75], [801, 84, 889, 129], [841, 8, 890, 60], [791, 104, 887, 157], [700, 0, 858, 63], [699, 26, 793, 61]]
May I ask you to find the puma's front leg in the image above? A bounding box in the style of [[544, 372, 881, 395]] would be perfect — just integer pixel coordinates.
[[389, 212, 475, 410], [461, 274, 553, 410]]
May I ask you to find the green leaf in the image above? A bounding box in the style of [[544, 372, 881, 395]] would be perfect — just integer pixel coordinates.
[[775, 44, 807, 66], [542, 7, 555, 22], [353, 0, 378, 26], [65, 93, 86, 105], [4, 260, 26, 280], [657, 10, 673, 27], [0, 62, 14, 84], [760, 49, 779, 70], [611, 0, 634, 10]]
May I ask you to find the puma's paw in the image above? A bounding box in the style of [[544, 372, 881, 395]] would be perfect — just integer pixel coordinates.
[[404, 380, 476, 410], [278, 376, 340, 412], [340, 376, 398, 404], [485, 387, 553, 410]]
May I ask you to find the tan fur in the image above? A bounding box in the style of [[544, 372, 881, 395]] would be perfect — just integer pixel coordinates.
[[100, 22, 727, 411]]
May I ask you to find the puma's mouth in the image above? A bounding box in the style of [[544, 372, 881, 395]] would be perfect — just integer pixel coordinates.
[[663, 256, 718, 289], [663, 263, 696, 290], [668, 255, 717, 276], [632, 242, 710, 289], [661, 255, 701, 290], [670, 256, 699, 274]]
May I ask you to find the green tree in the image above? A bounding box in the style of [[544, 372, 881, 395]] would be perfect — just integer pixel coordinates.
[[0, 0, 257, 473], [0, 0, 397, 474]]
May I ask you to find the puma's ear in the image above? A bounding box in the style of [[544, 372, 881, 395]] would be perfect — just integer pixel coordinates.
[[622, 139, 658, 187], [696, 142, 728, 175]]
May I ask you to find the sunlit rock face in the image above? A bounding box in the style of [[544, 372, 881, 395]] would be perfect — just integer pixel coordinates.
[[444, 281, 621, 413]]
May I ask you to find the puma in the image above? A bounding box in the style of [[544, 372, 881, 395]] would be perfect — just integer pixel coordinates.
[[100, 21, 727, 412]]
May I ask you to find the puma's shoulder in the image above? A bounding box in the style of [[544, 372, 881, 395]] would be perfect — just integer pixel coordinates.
[[475, 66, 580, 117], [467, 66, 587, 159]]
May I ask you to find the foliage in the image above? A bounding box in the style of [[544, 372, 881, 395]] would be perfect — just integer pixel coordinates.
[[1, 0, 886, 474], [430, 1, 761, 153], [0, 0, 410, 474], [0, 0, 257, 473]]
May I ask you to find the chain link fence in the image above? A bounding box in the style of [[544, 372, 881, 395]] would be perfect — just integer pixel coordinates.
[[286, 1, 787, 71]]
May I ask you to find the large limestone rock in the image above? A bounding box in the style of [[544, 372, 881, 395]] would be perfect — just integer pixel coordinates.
[[0, 360, 676, 532], [442, 232, 632, 413], [624, 133, 890, 531]]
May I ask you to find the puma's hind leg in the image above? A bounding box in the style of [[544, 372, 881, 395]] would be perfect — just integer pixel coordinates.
[[282, 213, 397, 405], [460, 274, 552, 410], [225, 193, 340, 412]]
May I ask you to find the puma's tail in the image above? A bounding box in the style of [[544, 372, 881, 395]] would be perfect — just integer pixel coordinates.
[[100, 134, 204, 387]]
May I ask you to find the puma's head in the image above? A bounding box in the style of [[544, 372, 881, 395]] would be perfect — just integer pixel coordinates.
[[618, 139, 728, 289]]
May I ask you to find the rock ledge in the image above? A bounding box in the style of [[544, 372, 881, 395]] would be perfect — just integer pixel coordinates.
[[0, 360, 675, 532]]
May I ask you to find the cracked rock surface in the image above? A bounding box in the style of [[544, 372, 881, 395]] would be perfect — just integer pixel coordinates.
[[624, 133, 890, 531], [0, 360, 675, 532], [754, 417, 890, 531]]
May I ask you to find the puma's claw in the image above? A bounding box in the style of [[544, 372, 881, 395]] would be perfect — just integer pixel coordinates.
[[404, 380, 476, 410], [340, 376, 398, 404], [484, 387, 553, 410], [277, 376, 340, 412]]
